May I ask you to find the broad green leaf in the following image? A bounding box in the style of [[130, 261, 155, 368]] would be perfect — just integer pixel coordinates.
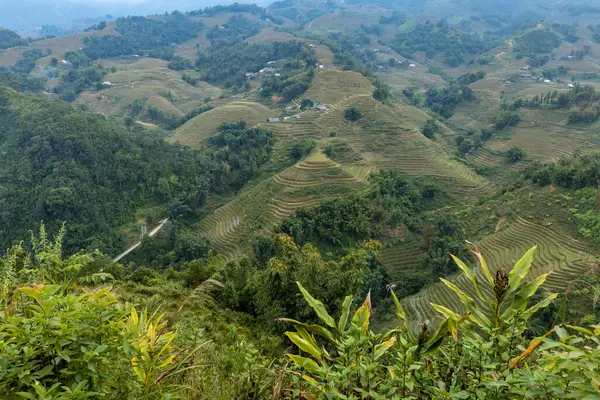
[[287, 354, 321, 373], [338, 295, 353, 333], [501, 273, 548, 321], [422, 319, 449, 355], [390, 290, 406, 321], [374, 338, 396, 360], [431, 303, 462, 321], [440, 279, 475, 306], [467, 241, 494, 286], [451, 254, 484, 299], [468, 307, 492, 330], [522, 293, 557, 320], [351, 292, 371, 331], [508, 246, 537, 293], [278, 318, 336, 343], [296, 282, 336, 328], [285, 331, 322, 362], [565, 324, 593, 336]]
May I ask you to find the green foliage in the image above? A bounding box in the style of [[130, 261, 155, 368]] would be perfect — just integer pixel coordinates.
[[0, 284, 186, 398], [250, 235, 387, 329], [344, 107, 362, 122], [280, 197, 381, 248], [456, 71, 486, 86], [422, 215, 469, 276], [425, 82, 474, 118], [208, 121, 275, 191], [260, 67, 315, 102], [0, 70, 45, 92], [300, 98, 314, 110], [421, 118, 441, 139], [493, 110, 521, 130], [12, 48, 43, 74], [514, 29, 562, 57], [507, 146, 525, 163], [0, 89, 270, 254], [372, 84, 390, 103], [196, 41, 316, 90], [284, 246, 591, 399], [551, 23, 579, 43], [83, 15, 203, 60], [524, 151, 600, 188], [389, 20, 487, 67], [0, 27, 29, 50], [205, 14, 261, 49], [289, 139, 316, 161]]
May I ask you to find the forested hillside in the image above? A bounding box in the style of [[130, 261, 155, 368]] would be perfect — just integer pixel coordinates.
[[3, 0, 600, 398]]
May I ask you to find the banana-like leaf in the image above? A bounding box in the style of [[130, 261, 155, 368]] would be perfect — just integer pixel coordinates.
[[390, 289, 417, 343], [522, 293, 557, 320], [287, 354, 321, 373], [278, 318, 336, 343], [451, 254, 485, 300], [390, 290, 406, 322], [507, 246, 537, 293], [296, 282, 336, 328], [351, 292, 371, 331], [285, 331, 322, 362], [431, 303, 463, 321], [564, 324, 593, 336], [501, 273, 548, 321], [467, 241, 494, 286], [278, 318, 337, 343], [440, 279, 475, 306], [422, 319, 449, 355], [338, 296, 353, 333], [374, 337, 397, 360]]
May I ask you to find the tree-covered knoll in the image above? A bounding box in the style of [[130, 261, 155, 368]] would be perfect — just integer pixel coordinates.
[[82, 15, 204, 60], [514, 28, 562, 58], [0, 27, 28, 50], [205, 14, 261, 50], [196, 41, 316, 90], [0, 87, 274, 255], [278, 171, 466, 297], [0, 69, 45, 92], [388, 20, 488, 67]]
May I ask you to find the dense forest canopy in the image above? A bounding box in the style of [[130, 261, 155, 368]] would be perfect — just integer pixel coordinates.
[[0, 87, 273, 255], [389, 20, 488, 66], [0, 28, 28, 50], [83, 15, 204, 60]]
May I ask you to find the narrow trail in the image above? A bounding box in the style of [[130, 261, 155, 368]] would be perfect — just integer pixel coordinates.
[[113, 219, 169, 262]]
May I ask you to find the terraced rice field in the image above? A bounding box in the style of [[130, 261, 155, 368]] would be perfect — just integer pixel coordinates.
[[198, 153, 367, 259], [304, 70, 374, 105], [76, 58, 221, 118], [402, 217, 599, 326], [381, 240, 428, 282], [169, 101, 272, 147], [322, 94, 489, 198], [198, 203, 246, 258]]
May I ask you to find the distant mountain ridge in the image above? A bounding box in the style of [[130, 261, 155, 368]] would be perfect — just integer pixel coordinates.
[[0, 0, 272, 32]]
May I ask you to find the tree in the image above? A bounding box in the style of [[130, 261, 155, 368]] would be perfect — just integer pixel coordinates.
[[300, 98, 314, 110], [373, 85, 390, 103], [507, 146, 525, 163], [344, 107, 362, 122], [421, 118, 441, 138]]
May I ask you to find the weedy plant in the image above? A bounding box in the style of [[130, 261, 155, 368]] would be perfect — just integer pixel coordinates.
[[282, 245, 600, 399]]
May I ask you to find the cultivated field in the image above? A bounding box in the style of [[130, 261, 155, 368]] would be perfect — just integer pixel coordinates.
[[402, 216, 600, 326], [169, 101, 272, 147], [75, 58, 221, 118]]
